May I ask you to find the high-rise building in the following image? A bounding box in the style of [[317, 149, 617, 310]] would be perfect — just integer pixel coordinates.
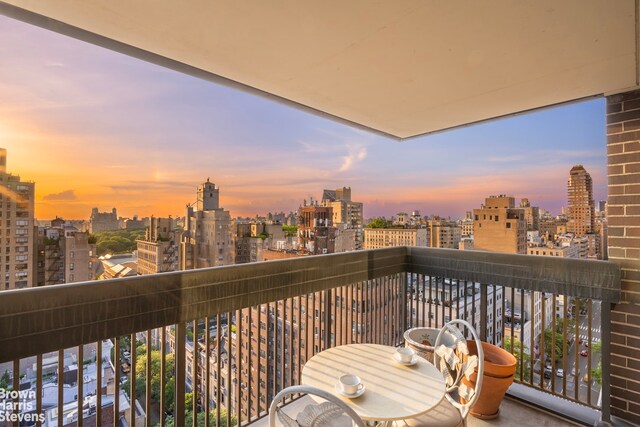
[[473, 195, 526, 254], [180, 179, 234, 269], [89, 208, 119, 234], [567, 165, 595, 236], [136, 217, 179, 275], [321, 187, 364, 250], [519, 198, 540, 231], [0, 149, 35, 290]]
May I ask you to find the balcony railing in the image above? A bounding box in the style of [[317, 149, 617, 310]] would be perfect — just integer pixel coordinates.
[[0, 247, 620, 426]]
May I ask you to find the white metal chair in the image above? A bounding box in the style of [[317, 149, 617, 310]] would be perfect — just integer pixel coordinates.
[[269, 384, 367, 427], [398, 319, 484, 427]]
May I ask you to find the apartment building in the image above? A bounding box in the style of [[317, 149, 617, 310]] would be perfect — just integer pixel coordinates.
[[321, 187, 364, 250], [426, 217, 461, 249], [136, 217, 179, 275], [88, 207, 119, 234], [408, 277, 504, 346], [519, 198, 540, 231], [35, 219, 97, 286], [0, 148, 34, 290], [180, 179, 234, 269], [298, 203, 335, 255], [363, 227, 428, 249], [567, 165, 595, 236], [473, 195, 526, 254]]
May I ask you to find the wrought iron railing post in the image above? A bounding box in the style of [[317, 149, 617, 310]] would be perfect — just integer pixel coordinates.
[[480, 283, 488, 342], [323, 289, 331, 350], [175, 323, 186, 427], [600, 302, 612, 424], [401, 272, 408, 340]]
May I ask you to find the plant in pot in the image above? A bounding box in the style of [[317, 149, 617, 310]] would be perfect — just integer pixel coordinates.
[[465, 340, 517, 419]]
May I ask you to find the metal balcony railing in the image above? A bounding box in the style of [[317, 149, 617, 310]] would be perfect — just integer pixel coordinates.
[[0, 247, 620, 427]]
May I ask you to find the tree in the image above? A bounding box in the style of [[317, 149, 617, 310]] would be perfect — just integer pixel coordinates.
[[0, 370, 9, 389], [504, 336, 530, 379], [165, 408, 237, 427], [282, 225, 298, 237], [94, 229, 146, 255], [129, 349, 176, 412], [367, 217, 392, 228], [543, 327, 565, 361]]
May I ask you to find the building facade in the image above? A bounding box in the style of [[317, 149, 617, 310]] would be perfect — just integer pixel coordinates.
[[136, 217, 179, 275], [426, 217, 461, 249], [298, 204, 335, 255], [89, 208, 119, 234], [363, 227, 428, 249], [321, 187, 364, 250], [567, 165, 595, 236], [0, 148, 35, 290], [473, 195, 526, 254], [180, 179, 234, 270], [35, 222, 97, 286]]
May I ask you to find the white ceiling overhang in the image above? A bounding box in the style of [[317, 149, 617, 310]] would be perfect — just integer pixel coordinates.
[[1, 0, 638, 139]]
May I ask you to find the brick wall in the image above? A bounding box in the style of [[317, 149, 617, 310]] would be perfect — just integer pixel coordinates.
[[606, 90, 640, 424]]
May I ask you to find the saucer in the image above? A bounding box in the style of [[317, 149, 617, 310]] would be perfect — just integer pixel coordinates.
[[394, 353, 418, 366], [335, 383, 365, 398]]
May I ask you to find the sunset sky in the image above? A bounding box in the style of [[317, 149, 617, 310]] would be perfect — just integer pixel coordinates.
[[0, 15, 607, 221]]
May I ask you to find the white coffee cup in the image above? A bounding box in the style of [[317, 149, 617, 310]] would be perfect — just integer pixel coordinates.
[[396, 347, 415, 363], [339, 374, 363, 395]]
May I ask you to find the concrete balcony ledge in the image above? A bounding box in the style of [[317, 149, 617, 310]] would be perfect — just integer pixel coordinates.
[[250, 394, 582, 427]]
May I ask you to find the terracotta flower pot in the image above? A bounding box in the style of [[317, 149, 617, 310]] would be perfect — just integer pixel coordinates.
[[466, 340, 517, 420]]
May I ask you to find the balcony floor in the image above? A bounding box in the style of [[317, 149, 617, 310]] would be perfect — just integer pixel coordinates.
[[251, 395, 581, 427]]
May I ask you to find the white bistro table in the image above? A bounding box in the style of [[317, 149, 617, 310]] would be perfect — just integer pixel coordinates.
[[301, 343, 446, 424]]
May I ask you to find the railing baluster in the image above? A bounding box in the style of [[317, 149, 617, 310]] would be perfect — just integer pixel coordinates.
[[175, 324, 186, 427], [146, 330, 151, 427], [480, 284, 488, 342], [130, 333, 136, 427], [77, 344, 83, 427], [562, 296, 568, 396], [13, 358, 19, 427], [600, 302, 612, 423], [587, 299, 592, 406], [97, 341, 103, 427], [539, 294, 546, 390], [236, 309, 242, 425], [574, 298, 580, 401], [113, 340, 119, 427], [36, 354, 42, 427], [529, 292, 534, 385], [160, 328, 166, 427], [192, 320, 198, 427], [247, 309, 252, 421], [205, 318, 210, 427], [215, 314, 221, 427], [226, 313, 232, 427], [550, 295, 556, 393]]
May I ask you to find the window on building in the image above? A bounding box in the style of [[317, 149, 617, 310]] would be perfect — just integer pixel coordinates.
[[506, 223, 511, 229]]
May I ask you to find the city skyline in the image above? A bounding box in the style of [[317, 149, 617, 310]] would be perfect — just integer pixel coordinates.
[[0, 15, 607, 221]]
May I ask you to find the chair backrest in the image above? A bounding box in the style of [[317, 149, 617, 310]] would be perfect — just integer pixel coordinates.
[[269, 385, 367, 427], [433, 319, 484, 421]]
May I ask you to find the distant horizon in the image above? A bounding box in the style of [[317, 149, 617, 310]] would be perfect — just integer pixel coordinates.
[[0, 15, 607, 221]]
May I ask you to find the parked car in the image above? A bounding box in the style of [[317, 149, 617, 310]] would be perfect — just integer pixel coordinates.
[[580, 350, 588, 357], [556, 368, 564, 378]]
